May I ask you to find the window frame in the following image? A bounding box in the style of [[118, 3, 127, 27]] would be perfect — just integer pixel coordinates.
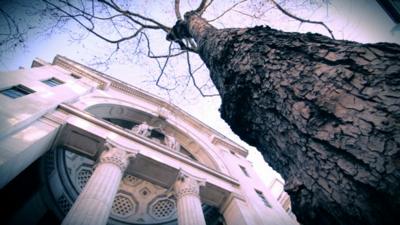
[[41, 77, 64, 87], [0, 84, 35, 99]]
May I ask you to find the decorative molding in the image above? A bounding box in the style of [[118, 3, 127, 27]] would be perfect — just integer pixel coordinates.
[[105, 138, 140, 157], [32, 58, 51, 67], [211, 135, 248, 157], [43, 110, 69, 126], [58, 103, 240, 188], [52, 56, 110, 90], [52, 55, 246, 156]]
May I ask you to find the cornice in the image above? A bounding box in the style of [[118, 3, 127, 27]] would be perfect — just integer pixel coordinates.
[[211, 135, 248, 157], [52, 56, 110, 90], [32, 58, 51, 67]]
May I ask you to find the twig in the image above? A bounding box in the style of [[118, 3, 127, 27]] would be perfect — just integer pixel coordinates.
[[43, 0, 145, 43], [270, 0, 335, 39], [156, 42, 173, 88], [186, 51, 219, 97], [208, 0, 248, 22]]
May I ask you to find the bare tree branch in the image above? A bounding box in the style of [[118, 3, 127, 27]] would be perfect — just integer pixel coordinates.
[[270, 0, 335, 39], [43, 0, 145, 44], [0, 7, 26, 48], [186, 51, 219, 97], [156, 42, 174, 90], [142, 33, 187, 91], [98, 0, 171, 32], [232, 9, 272, 23], [208, 0, 248, 22], [1, 0, 337, 99]]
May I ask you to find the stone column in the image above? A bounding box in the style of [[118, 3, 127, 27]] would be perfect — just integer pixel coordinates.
[[62, 145, 135, 225], [174, 172, 206, 225]]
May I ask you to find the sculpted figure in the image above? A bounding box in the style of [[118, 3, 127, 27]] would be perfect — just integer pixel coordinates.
[[134, 121, 151, 137], [165, 134, 179, 151]]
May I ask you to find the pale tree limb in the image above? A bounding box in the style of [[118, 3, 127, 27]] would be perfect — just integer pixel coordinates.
[[185, 38, 198, 50], [200, 0, 215, 15], [194, 0, 209, 14], [174, 0, 182, 20]]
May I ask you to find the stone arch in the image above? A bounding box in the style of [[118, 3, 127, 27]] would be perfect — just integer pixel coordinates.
[[79, 97, 227, 173]]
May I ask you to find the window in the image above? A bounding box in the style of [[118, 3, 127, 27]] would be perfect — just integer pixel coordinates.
[[255, 190, 272, 208], [42, 77, 64, 87], [240, 165, 250, 177], [1, 85, 35, 99]]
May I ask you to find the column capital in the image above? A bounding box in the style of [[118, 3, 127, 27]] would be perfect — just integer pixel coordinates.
[[99, 143, 137, 172], [174, 171, 205, 200]]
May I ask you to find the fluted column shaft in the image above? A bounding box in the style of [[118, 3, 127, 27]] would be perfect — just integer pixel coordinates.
[[174, 174, 206, 225], [62, 147, 133, 225]]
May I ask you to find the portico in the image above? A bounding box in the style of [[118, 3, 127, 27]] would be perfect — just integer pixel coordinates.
[[56, 103, 241, 225]]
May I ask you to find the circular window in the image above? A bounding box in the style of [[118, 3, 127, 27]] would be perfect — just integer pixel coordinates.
[[150, 198, 176, 220], [112, 194, 135, 217]]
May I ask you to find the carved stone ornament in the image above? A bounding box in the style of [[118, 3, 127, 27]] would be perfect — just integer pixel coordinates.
[[99, 143, 137, 172], [134, 122, 151, 137], [173, 172, 205, 200]]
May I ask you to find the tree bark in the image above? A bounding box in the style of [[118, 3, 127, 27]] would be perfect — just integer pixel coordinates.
[[176, 12, 400, 225]]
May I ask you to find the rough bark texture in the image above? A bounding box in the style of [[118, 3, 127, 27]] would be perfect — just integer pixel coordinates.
[[174, 12, 400, 225]]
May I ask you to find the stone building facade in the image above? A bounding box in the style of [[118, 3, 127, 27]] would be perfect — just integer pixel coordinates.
[[0, 55, 297, 225]]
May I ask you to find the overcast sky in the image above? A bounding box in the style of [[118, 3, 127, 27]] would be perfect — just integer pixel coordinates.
[[1, 0, 399, 191]]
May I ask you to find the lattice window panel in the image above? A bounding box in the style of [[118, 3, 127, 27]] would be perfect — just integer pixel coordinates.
[[77, 168, 92, 190], [57, 194, 72, 214], [112, 195, 135, 217], [123, 174, 139, 186], [151, 199, 176, 219]]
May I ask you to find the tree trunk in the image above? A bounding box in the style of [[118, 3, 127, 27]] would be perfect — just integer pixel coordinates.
[[177, 12, 400, 225]]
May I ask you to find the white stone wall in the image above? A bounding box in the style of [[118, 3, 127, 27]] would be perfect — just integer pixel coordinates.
[[0, 65, 93, 138]]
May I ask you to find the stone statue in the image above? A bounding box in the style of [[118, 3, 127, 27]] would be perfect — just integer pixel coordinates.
[[165, 134, 179, 151], [134, 121, 151, 137]]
